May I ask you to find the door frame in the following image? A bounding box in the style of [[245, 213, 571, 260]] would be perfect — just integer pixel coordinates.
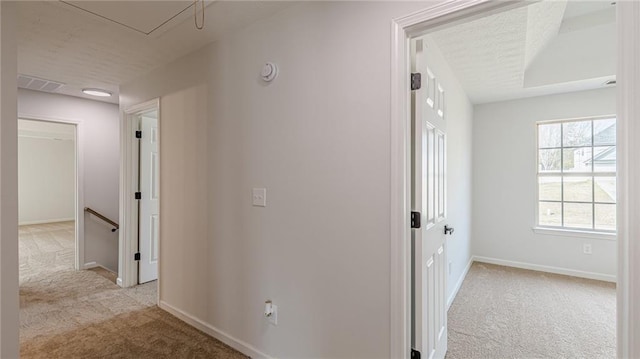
[[16, 114, 84, 270], [390, 1, 636, 358], [119, 98, 160, 291]]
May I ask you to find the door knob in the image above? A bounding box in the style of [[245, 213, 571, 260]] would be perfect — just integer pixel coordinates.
[[444, 225, 454, 235]]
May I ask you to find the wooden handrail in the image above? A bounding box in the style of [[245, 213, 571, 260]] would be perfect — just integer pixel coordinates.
[[84, 207, 119, 232]]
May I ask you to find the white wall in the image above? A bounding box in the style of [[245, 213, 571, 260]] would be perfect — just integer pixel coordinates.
[[119, 2, 476, 358], [418, 35, 474, 305], [18, 89, 120, 272], [472, 87, 617, 280], [18, 123, 75, 225]]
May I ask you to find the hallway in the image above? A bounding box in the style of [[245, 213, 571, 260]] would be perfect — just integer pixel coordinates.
[[19, 222, 244, 358]]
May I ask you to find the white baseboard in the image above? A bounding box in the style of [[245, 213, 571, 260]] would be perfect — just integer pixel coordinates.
[[472, 255, 616, 283], [19, 217, 74, 226], [83, 261, 116, 274], [83, 261, 98, 269], [447, 257, 473, 310], [159, 300, 273, 359]]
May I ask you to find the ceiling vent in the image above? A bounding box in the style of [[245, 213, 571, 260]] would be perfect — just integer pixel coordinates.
[[604, 79, 617, 86], [17, 75, 64, 93]]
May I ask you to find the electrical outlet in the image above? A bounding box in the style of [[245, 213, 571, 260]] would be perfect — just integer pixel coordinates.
[[583, 243, 592, 255]]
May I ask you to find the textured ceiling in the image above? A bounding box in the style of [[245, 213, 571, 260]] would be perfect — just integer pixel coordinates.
[[430, 1, 571, 104], [430, 0, 615, 104], [430, 6, 530, 102], [17, 1, 294, 104]]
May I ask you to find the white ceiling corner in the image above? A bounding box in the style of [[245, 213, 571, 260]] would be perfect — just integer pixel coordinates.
[[524, 1, 567, 70], [563, 1, 614, 20]]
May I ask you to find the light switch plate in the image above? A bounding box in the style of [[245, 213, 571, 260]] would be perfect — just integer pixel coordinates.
[[252, 188, 266, 207], [268, 304, 278, 326]]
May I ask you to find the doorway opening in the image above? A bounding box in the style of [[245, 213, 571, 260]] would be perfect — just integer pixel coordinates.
[[120, 99, 160, 289], [397, 1, 619, 358], [18, 118, 80, 277]]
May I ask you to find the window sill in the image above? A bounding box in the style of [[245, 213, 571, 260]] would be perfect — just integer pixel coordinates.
[[532, 227, 616, 240]]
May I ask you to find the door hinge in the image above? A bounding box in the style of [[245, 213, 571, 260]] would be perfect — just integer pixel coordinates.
[[411, 73, 422, 90], [135, 192, 142, 200], [135, 130, 142, 139], [411, 349, 421, 359], [411, 211, 421, 229], [134, 252, 141, 261]]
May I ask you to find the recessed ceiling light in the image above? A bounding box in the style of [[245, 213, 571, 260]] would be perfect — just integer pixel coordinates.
[[82, 88, 112, 97]]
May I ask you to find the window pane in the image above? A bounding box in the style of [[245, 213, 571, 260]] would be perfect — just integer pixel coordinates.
[[539, 177, 561, 201], [564, 203, 593, 229], [539, 149, 561, 172], [595, 177, 616, 203], [595, 204, 616, 231], [535, 118, 617, 233], [593, 146, 616, 173], [563, 147, 592, 172], [539, 202, 561, 226], [563, 120, 592, 147], [594, 118, 616, 146], [563, 177, 593, 202], [538, 123, 561, 148]]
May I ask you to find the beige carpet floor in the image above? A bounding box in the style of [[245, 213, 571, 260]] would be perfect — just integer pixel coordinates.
[[447, 262, 616, 359], [19, 222, 246, 359]]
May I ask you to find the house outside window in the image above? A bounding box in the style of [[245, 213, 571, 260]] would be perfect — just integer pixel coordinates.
[[537, 117, 616, 233]]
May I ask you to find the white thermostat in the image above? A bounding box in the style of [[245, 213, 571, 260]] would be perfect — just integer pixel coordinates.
[[261, 62, 278, 82]]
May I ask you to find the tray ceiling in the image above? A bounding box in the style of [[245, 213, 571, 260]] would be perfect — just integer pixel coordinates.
[[429, 0, 616, 104]]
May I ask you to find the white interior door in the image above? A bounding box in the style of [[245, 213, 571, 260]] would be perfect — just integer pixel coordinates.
[[139, 114, 159, 284], [411, 38, 449, 359]]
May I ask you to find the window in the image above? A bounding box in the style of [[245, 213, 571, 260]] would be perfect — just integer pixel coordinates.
[[537, 117, 616, 233]]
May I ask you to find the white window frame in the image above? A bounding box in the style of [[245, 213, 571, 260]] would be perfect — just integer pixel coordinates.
[[534, 115, 617, 239]]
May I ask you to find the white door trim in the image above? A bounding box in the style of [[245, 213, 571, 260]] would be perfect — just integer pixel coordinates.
[[119, 98, 160, 289], [17, 114, 84, 271], [616, 2, 639, 357], [390, 1, 632, 358]]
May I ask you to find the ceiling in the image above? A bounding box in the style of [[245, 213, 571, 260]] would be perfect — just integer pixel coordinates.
[[61, 1, 195, 35], [18, 1, 616, 106], [429, 0, 616, 104], [17, 1, 295, 104]]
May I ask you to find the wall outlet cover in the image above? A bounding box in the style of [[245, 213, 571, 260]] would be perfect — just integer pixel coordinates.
[[252, 188, 266, 207]]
